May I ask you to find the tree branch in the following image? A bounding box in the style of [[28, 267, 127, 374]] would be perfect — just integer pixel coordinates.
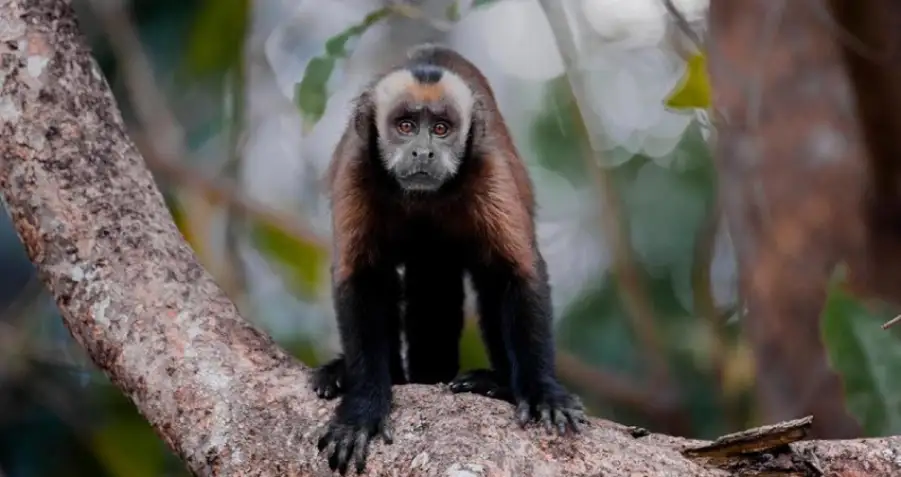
[[1, 1, 900, 475]]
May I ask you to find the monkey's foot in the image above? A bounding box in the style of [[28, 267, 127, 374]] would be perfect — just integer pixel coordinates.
[[448, 368, 513, 403], [311, 357, 345, 400], [317, 397, 393, 475], [514, 381, 588, 435]]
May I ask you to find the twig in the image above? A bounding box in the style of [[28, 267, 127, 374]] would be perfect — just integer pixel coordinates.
[[131, 133, 328, 251], [538, 0, 679, 417], [556, 351, 679, 419], [882, 314, 901, 330], [661, 0, 705, 52], [220, 51, 251, 307], [387, 2, 455, 31], [690, 201, 744, 429]]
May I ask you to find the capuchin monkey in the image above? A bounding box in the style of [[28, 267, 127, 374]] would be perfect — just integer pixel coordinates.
[[314, 43, 585, 475]]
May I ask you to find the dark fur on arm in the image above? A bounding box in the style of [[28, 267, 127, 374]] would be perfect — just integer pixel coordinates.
[[315, 98, 399, 475]]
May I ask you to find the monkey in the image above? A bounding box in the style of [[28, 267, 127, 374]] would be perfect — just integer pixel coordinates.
[[310, 267, 512, 402], [315, 43, 586, 475]]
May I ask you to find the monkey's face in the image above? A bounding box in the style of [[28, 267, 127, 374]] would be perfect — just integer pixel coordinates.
[[377, 101, 467, 192]]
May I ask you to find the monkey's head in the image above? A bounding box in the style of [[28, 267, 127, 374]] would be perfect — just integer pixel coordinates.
[[369, 61, 476, 192]]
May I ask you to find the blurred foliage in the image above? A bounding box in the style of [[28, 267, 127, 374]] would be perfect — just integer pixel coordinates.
[[295, 8, 392, 129], [294, 0, 505, 130], [529, 76, 592, 187], [821, 265, 901, 437], [182, 0, 249, 79], [250, 222, 329, 301]]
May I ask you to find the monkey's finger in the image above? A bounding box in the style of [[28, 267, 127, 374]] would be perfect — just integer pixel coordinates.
[[352, 431, 371, 474], [317, 387, 334, 399], [317, 429, 333, 453], [378, 421, 394, 444], [537, 404, 553, 434], [570, 408, 589, 423], [515, 401, 531, 428], [564, 410, 584, 434], [449, 380, 474, 393], [339, 431, 359, 475], [327, 444, 341, 471], [552, 409, 569, 435], [336, 446, 351, 475]]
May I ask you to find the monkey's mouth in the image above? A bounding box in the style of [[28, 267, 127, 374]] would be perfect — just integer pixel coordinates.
[[397, 171, 443, 191]]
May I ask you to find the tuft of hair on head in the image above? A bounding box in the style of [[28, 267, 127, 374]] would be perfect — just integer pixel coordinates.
[[371, 61, 476, 144]]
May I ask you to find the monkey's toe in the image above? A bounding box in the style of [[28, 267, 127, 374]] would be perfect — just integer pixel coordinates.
[[310, 358, 346, 400], [448, 368, 513, 403], [514, 382, 587, 435], [317, 402, 392, 475]]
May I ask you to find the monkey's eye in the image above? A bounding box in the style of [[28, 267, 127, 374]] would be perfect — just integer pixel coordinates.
[[432, 122, 450, 137], [396, 120, 416, 135]]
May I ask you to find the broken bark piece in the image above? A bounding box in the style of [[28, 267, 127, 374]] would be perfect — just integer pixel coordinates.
[[682, 416, 813, 458]]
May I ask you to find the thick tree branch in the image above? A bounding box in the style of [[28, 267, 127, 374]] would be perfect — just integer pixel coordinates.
[[1, 0, 901, 475]]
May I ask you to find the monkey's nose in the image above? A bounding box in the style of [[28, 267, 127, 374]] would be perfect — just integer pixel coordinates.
[[411, 148, 435, 159]]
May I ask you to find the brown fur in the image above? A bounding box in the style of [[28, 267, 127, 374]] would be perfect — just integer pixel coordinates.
[[409, 82, 445, 102], [327, 46, 538, 282]]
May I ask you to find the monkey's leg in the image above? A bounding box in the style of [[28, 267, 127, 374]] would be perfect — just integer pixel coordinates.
[[449, 272, 514, 402], [403, 251, 465, 384], [317, 265, 399, 475], [468, 251, 587, 435], [311, 280, 407, 401], [311, 352, 406, 400]]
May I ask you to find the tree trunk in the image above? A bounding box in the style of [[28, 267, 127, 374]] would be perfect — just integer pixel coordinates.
[[708, 0, 901, 438], [1, 0, 900, 475]]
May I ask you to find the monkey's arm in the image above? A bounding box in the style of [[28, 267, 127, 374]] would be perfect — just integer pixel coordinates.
[[453, 155, 585, 433], [317, 263, 400, 474], [509, 251, 585, 433], [317, 135, 402, 473]]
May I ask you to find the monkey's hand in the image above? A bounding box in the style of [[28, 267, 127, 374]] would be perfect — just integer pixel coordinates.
[[514, 380, 587, 436], [448, 368, 514, 403], [317, 395, 393, 475], [311, 357, 346, 400]]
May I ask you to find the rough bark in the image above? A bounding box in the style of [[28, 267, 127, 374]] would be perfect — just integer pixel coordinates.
[[708, 0, 901, 439], [1, 0, 901, 476]]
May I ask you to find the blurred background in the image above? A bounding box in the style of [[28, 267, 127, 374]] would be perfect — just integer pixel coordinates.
[[1, 0, 896, 476]]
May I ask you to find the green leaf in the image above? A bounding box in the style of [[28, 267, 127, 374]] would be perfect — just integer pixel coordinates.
[[472, 0, 499, 7], [821, 265, 901, 436], [295, 57, 336, 127], [664, 52, 711, 110], [295, 8, 391, 128], [527, 76, 590, 186], [182, 0, 250, 78], [250, 222, 328, 301]]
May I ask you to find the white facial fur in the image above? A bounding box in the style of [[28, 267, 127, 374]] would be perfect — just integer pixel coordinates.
[[372, 68, 475, 175]]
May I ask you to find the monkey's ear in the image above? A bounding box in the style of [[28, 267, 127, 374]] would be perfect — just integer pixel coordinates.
[[469, 97, 490, 142], [352, 92, 376, 141]]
